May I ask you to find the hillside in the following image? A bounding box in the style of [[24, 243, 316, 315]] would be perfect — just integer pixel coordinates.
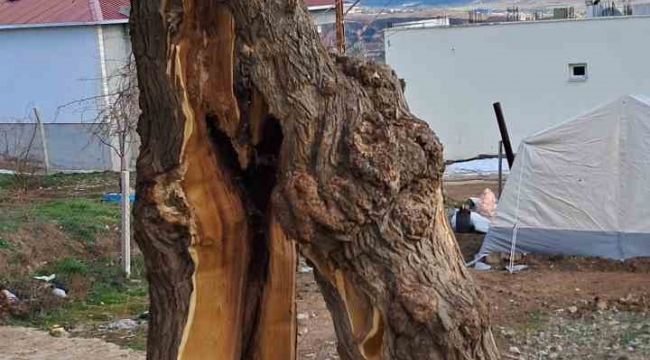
[[360, 0, 477, 7]]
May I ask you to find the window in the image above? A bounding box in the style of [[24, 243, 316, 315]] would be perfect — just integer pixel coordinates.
[[569, 63, 588, 81]]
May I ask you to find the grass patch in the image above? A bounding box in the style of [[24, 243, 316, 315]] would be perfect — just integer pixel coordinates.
[[515, 309, 548, 333], [0, 172, 119, 192], [36, 257, 88, 277], [0, 207, 25, 233], [0, 237, 12, 250], [32, 199, 119, 244], [0, 174, 14, 189]]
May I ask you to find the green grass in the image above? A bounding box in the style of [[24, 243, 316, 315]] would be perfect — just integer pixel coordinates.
[[36, 257, 88, 277], [0, 207, 24, 233], [514, 309, 548, 333], [0, 237, 12, 250], [32, 199, 119, 244], [0, 174, 14, 189], [0, 171, 119, 192], [37, 172, 120, 189]]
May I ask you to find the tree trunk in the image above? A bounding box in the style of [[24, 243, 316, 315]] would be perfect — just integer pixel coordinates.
[[130, 0, 500, 359]]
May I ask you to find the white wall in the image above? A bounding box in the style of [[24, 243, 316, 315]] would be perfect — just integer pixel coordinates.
[[310, 9, 335, 27], [386, 16, 650, 160], [0, 25, 101, 124]]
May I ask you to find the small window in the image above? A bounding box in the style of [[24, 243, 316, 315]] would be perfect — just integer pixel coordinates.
[[569, 63, 588, 81]]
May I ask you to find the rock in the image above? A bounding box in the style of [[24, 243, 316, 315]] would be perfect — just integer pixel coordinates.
[[51, 287, 67, 298], [501, 328, 517, 339], [1, 289, 19, 304], [108, 318, 139, 330], [549, 352, 559, 359], [568, 306, 578, 314], [509, 346, 521, 355], [484, 253, 503, 266], [297, 313, 309, 320], [49, 325, 68, 338], [596, 298, 608, 311]]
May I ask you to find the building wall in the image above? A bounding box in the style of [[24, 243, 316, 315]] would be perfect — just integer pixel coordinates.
[[0, 26, 101, 124], [0, 24, 129, 171], [310, 9, 335, 27], [385, 16, 650, 160], [98, 23, 136, 171], [101, 24, 131, 95], [633, 3, 650, 15]]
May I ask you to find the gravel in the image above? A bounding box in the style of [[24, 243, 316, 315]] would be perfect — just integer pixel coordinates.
[[500, 311, 650, 360]]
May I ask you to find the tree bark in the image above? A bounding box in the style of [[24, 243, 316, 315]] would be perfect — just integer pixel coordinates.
[[131, 0, 500, 359]]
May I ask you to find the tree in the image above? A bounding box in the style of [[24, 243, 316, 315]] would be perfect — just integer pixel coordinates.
[[89, 58, 140, 278], [130, 1, 500, 359], [61, 58, 140, 277]]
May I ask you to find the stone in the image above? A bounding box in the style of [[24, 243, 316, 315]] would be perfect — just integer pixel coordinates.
[[568, 306, 578, 314], [502, 328, 517, 339], [484, 253, 503, 266], [509, 346, 521, 355], [49, 325, 68, 338], [108, 318, 138, 330], [596, 298, 608, 311]]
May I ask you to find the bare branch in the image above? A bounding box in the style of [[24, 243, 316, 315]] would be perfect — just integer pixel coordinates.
[[66, 54, 141, 167]]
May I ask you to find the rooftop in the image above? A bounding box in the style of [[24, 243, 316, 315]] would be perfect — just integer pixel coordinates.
[[0, 0, 120, 26], [304, 0, 336, 8], [0, 0, 332, 27]]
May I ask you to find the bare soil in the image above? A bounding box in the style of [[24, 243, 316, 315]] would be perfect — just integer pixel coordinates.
[[0, 326, 144, 360]]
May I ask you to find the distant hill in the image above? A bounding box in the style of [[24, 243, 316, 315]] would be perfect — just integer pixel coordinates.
[[360, 0, 474, 7]]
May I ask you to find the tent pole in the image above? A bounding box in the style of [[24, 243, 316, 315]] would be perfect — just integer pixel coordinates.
[[498, 140, 503, 198], [493, 102, 515, 168]]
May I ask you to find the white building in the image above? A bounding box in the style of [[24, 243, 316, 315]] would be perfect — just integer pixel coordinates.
[[305, 0, 352, 33], [390, 17, 450, 29], [385, 16, 650, 160]]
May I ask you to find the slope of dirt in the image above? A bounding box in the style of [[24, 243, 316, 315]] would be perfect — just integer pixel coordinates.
[[0, 326, 144, 360]]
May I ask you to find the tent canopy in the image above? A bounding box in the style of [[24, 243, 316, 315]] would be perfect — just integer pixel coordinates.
[[480, 95, 650, 260]]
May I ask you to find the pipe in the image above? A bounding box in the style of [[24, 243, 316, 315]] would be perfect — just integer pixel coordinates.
[[493, 102, 515, 168], [498, 140, 503, 198]]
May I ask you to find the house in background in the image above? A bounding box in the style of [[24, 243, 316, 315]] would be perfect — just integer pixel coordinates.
[[385, 16, 650, 160], [0, 0, 131, 171], [0, 0, 342, 171], [305, 0, 338, 33]]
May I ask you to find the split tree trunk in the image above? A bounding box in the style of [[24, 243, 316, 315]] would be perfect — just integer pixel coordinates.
[[130, 0, 500, 359]]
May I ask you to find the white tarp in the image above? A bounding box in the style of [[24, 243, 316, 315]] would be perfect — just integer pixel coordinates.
[[480, 95, 650, 260]]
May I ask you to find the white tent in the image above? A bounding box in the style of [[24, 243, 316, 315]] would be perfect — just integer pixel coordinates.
[[480, 95, 650, 260]]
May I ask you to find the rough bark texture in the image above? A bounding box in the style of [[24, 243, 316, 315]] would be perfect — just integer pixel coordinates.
[[131, 0, 500, 359]]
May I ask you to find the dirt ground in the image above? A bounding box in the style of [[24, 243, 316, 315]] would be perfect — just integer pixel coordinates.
[[0, 326, 144, 360]]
